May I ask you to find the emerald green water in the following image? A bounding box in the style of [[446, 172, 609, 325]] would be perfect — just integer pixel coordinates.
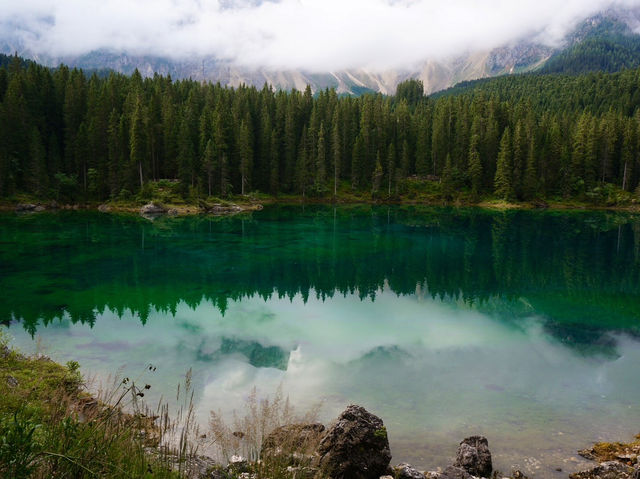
[[2, 206, 640, 477]]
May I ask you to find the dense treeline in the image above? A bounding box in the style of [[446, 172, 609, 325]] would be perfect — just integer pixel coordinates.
[[2, 53, 640, 203], [542, 35, 640, 74]]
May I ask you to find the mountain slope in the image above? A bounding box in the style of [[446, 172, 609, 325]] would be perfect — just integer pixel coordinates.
[[541, 15, 640, 74], [4, 8, 640, 95]]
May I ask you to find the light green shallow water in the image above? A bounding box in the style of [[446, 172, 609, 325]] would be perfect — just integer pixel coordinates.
[[2, 206, 640, 477]]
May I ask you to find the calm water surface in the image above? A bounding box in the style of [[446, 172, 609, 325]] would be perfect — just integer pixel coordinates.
[[2, 206, 640, 477]]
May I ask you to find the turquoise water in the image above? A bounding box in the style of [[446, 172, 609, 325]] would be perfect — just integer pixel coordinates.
[[2, 206, 640, 476]]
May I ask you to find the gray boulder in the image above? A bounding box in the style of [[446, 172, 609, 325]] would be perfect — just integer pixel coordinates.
[[316, 404, 391, 479], [454, 436, 492, 478], [440, 465, 472, 479], [15, 203, 37, 212], [140, 202, 167, 216], [394, 463, 425, 479], [569, 461, 636, 479]]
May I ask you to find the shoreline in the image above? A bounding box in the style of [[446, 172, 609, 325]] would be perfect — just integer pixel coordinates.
[[1, 342, 639, 479], [1, 196, 640, 216]]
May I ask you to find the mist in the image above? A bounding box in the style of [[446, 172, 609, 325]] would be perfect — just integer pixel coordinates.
[[3, 1, 640, 75]]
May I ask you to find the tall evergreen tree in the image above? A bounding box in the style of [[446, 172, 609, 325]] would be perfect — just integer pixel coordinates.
[[494, 128, 514, 200]]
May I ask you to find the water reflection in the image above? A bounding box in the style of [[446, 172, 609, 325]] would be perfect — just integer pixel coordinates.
[[8, 290, 640, 476], [2, 207, 640, 341], [2, 206, 640, 475]]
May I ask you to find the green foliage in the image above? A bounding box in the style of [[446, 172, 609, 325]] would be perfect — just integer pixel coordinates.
[[395, 79, 425, 106], [0, 411, 41, 478], [2, 54, 640, 205], [0, 344, 188, 478], [542, 18, 640, 74], [53, 173, 78, 202]]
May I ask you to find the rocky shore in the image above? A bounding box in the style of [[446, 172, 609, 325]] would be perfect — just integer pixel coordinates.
[[4, 199, 263, 217], [1, 341, 637, 479], [196, 404, 640, 479]]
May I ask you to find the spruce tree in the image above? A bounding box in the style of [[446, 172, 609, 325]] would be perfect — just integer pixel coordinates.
[[494, 128, 514, 200], [238, 120, 253, 196], [468, 134, 483, 198], [315, 122, 326, 192]]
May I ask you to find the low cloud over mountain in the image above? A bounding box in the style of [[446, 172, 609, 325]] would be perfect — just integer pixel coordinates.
[[3, 0, 640, 71]]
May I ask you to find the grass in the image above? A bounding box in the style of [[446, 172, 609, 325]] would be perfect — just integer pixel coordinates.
[[0, 328, 325, 478], [0, 328, 205, 478], [208, 385, 323, 478]]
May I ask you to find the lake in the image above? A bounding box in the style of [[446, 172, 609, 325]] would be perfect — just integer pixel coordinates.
[[2, 206, 640, 477]]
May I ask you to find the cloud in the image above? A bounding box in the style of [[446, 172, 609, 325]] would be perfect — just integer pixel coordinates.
[[2, 0, 640, 71]]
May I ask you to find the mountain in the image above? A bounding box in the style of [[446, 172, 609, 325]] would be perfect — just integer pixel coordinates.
[[4, 8, 640, 95], [541, 10, 640, 74], [15, 41, 552, 96]]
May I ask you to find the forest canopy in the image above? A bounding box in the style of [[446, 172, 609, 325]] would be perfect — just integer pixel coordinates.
[[2, 54, 640, 204]]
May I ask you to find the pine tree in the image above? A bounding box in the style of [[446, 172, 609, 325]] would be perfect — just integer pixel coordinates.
[[621, 119, 635, 191], [296, 126, 312, 197], [468, 134, 483, 198], [331, 110, 341, 197], [441, 154, 454, 199], [315, 122, 326, 192], [238, 120, 253, 196], [494, 128, 513, 200], [512, 121, 527, 199], [387, 143, 396, 197], [372, 154, 383, 197], [203, 139, 215, 197], [351, 135, 365, 190], [129, 97, 146, 190], [523, 137, 539, 200], [28, 127, 47, 196]]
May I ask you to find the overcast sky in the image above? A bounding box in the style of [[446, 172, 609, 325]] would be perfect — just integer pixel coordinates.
[[2, 0, 640, 71]]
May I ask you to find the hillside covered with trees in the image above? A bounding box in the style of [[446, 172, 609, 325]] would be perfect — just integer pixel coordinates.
[[2, 53, 640, 205]]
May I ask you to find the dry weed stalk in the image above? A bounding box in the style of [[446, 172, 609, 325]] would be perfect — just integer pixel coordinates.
[[208, 384, 322, 464]]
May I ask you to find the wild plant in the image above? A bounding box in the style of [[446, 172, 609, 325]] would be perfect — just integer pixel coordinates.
[[208, 385, 322, 478]]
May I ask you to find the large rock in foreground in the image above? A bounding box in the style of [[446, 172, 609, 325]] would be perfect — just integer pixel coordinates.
[[454, 436, 492, 477], [316, 404, 391, 479]]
